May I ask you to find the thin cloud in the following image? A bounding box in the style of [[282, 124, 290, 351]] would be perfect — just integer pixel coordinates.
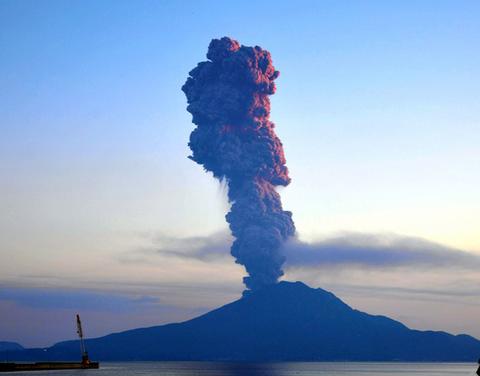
[[143, 232, 232, 261], [141, 231, 480, 270], [0, 286, 161, 312], [327, 283, 480, 301], [284, 233, 480, 269]]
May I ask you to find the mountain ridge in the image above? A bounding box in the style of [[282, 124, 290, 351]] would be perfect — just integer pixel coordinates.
[[5, 281, 480, 361], [0, 341, 24, 352]]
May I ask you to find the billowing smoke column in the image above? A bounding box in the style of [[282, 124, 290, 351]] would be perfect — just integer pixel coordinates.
[[182, 37, 295, 291]]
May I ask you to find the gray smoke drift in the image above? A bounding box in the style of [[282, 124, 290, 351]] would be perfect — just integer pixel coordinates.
[[182, 37, 295, 291]]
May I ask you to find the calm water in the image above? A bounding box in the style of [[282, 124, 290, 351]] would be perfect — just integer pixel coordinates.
[[4, 362, 477, 376]]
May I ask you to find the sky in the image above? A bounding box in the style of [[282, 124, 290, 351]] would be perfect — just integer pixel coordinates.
[[1, 0, 479, 347]]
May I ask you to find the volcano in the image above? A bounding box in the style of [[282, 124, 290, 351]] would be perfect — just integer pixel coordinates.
[[6, 281, 480, 361]]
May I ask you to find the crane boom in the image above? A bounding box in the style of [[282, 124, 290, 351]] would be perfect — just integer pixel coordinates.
[[76, 314, 89, 365]]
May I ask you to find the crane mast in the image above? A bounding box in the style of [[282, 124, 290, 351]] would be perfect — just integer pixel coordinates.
[[76, 314, 90, 365]]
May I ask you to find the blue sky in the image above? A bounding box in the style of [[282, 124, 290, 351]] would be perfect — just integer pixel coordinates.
[[1, 0, 479, 346]]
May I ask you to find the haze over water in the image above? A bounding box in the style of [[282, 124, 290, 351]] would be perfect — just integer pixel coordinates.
[[11, 362, 475, 376]]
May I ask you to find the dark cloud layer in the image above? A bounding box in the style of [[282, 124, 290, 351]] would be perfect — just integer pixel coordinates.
[[0, 286, 159, 312], [149, 231, 480, 270], [284, 233, 480, 269], [331, 284, 480, 300], [148, 232, 232, 261]]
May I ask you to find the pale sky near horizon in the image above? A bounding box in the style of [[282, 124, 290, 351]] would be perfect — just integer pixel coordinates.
[[1, 0, 479, 347]]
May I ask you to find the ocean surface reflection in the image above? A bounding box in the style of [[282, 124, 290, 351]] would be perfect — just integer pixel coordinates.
[[4, 361, 475, 375]]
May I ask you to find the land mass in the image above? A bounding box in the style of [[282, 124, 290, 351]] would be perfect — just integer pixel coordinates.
[[4, 281, 480, 361], [0, 342, 24, 352]]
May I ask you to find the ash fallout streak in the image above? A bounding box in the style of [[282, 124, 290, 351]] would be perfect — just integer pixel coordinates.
[[182, 37, 295, 291]]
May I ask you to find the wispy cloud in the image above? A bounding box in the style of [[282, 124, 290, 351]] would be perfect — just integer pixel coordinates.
[[0, 286, 160, 312], [149, 232, 232, 261], [325, 283, 480, 302], [135, 231, 480, 270], [284, 233, 480, 269]]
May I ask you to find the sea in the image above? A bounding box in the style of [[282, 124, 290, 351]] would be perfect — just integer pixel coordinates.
[[6, 362, 477, 375]]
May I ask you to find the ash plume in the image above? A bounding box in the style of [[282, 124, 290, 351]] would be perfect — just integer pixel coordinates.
[[182, 37, 295, 291]]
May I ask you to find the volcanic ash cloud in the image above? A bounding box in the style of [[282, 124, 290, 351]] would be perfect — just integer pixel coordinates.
[[182, 37, 295, 291]]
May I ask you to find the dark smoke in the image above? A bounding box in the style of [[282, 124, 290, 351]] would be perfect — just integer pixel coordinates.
[[182, 37, 295, 291]]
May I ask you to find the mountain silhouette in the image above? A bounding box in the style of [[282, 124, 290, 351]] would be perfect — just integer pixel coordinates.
[[0, 342, 23, 352], [6, 281, 480, 361]]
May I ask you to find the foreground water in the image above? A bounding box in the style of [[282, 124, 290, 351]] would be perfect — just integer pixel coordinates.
[[4, 362, 477, 375]]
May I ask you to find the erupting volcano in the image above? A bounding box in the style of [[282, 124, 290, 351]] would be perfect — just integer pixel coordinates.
[[182, 37, 295, 291]]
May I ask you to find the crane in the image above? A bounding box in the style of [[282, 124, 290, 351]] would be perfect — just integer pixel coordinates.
[[76, 314, 90, 366]]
